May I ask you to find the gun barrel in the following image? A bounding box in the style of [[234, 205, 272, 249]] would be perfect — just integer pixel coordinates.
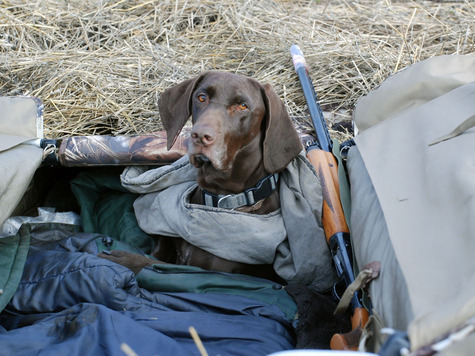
[[290, 45, 332, 152]]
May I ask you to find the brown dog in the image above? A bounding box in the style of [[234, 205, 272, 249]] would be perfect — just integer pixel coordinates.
[[100, 71, 302, 281]]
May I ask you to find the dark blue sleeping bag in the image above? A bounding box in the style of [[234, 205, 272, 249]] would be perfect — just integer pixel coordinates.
[[0, 231, 296, 355]]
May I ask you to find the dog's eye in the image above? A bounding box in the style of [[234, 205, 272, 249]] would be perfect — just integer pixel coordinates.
[[237, 103, 248, 111], [197, 94, 206, 102]]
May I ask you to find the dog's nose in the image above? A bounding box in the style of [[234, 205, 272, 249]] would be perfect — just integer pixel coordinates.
[[191, 125, 215, 146]]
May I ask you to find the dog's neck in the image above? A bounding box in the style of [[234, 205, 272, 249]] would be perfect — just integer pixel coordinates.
[[191, 148, 280, 214], [193, 175, 280, 214], [202, 170, 278, 205], [196, 145, 268, 196]]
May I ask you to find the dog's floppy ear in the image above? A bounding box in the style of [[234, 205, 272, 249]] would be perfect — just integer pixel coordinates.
[[261, 83, 303, 173], [158, 73, 207, 150]]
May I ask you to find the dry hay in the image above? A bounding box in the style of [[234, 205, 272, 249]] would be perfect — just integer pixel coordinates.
[[0, 0, 473, 141]]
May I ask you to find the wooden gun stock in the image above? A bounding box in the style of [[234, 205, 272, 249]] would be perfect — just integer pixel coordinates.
[[307, 148, 369, 350], [330, 307, 369, 350], [306, 149, 348, 240]]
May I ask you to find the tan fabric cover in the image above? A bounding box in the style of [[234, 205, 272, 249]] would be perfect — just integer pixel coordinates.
[[0, 96, 43, 152], [347, 147, 413, 331], [0, 145, 43, 227], [354, 55, 475, 133], [353, 55, 475, 350], [0, 97, 44, 226]]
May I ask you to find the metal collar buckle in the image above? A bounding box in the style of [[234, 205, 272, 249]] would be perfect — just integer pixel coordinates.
[[202, 173, 279, 210]]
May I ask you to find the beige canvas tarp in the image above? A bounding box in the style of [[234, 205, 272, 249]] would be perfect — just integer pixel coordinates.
[[352, 55, 475, 351], [0, 97, 44, 226]]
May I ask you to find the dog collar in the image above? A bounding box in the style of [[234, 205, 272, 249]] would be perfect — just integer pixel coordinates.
[[202, 173, 279, 210]]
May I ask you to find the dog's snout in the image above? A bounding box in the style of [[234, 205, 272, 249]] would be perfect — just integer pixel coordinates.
[[191, 125, 215, 146]]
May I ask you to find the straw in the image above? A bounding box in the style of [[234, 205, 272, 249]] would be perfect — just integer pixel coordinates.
[[0, 0, 473, 141]]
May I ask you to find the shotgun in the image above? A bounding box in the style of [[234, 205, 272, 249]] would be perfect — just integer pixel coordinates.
[[290, 44, 369, 350]]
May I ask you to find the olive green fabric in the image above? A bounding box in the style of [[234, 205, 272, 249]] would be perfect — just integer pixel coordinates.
[[0, 224, 31, 312], [95, 236, 298, 321], [95, 233, 152, 256], [137, 263, 298, 321], [70, 169, 155, 254]]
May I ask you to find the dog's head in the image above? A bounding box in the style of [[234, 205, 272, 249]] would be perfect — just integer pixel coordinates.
[[158, 71, 302, 177]]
